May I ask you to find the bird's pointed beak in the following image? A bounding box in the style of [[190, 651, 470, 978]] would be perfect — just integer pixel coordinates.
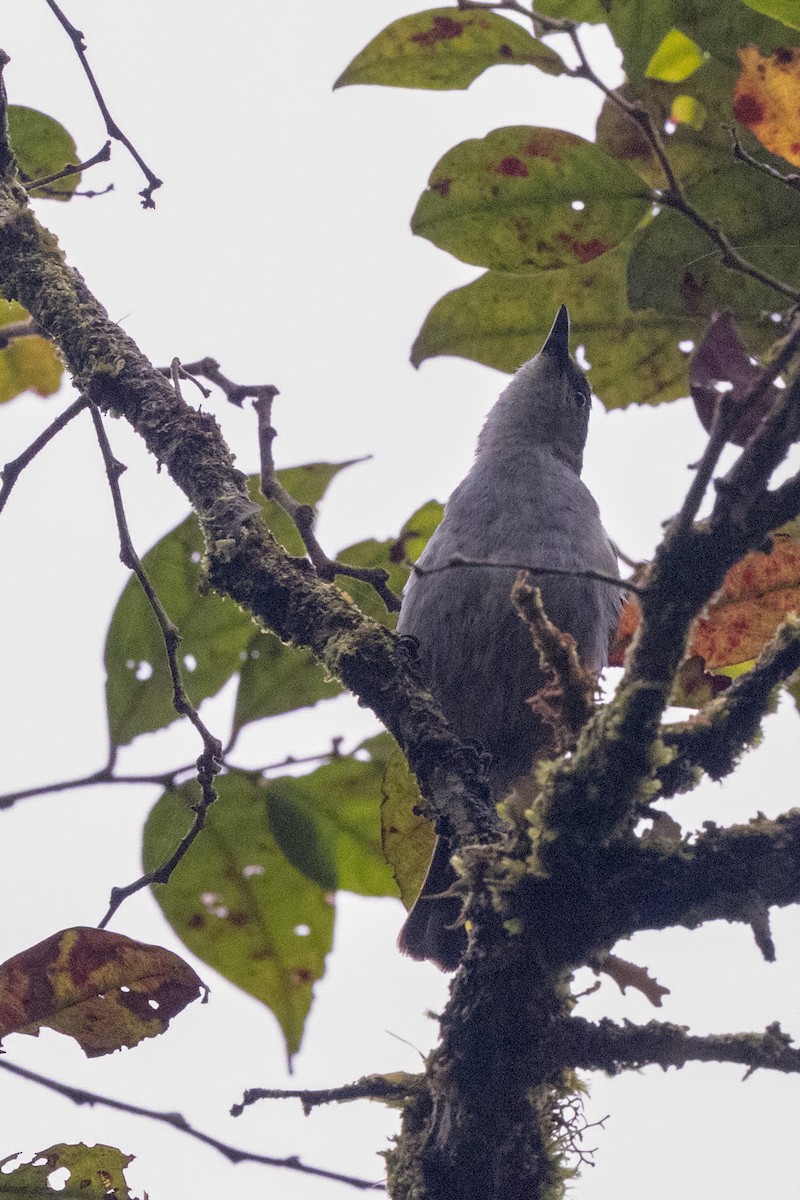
[[540, 305, 570, 362]]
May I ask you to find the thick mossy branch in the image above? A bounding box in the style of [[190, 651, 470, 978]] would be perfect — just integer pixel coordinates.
[[0, 168, 499, 853], [559, 1016, 800, 1076], [659, 618, 800, 798], [390, 929, 575, 1200], [595, 810, 800, 950]]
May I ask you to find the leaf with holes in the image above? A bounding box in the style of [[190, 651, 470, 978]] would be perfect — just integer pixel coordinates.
[[334, 8, 564, 91], [411, 244, 708, 410], [7, 106, 81, 200], [0, 928, 204, 1057], [734, 46, 800, 168], [144, 773, 335, 1061], [0, 1144, 136, 1199], [0, 300, 63, 403], [412, 127, 649, 272], [105, 462, 358, 747]]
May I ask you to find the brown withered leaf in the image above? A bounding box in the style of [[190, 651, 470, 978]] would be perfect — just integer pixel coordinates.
[[690, 312, 781, 446], [692, 535, 800, 668], [595, 952, 671, 1008], [610, 534, 800, 685], [0, 927, 205, 1057], [734, 45, 800, 168]]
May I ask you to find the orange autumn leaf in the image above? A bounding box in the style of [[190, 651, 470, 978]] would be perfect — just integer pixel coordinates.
[[0, 927, 205, 1057], [610, 535, 800, 672], [734, 45, 800, 168]]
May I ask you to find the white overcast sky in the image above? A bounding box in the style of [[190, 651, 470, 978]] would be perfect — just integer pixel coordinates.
[[2, 2, 800, 1198]]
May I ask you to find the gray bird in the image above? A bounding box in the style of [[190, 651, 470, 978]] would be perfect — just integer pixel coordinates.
[[397, 306, 621, 970]]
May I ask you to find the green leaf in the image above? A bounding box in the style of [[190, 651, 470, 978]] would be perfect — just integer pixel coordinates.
[[645, 29, 705, 81], [380, 744, 433, 909], [534, 0, 606, 18], [604, 1, 675, 81], [602, 0, 799, 80], [627, 165, 800, 320], [0, 300, 63, 403], [266, 746, 400, 897], [144, 773, 334, 1061], [234, 499, 443, 735], [7, 106, 80, 201], [411, 245, 706, 410], [334, 8, 564, 91], [335, 500, 444, 624], [232, 633, 342, 737], [674, 1, 800, 65], [105, 513, 254, 747], [0, 1144, 134, 1199], [105, 461, 357, 747], [412, 127, 649, 272], [739, 0, 800, 30], [254, 460, 364, 555]]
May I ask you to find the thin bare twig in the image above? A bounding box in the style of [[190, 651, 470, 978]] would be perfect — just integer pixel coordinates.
[[161, 356, 275, 408], [411, 554, 636, 596], [254, 391, 402, 612], [0, 741, 347, 811], [0, 1059, 383, 1191], [42, 0, 162, 206], [87, 402, 223, 928], [0, 317, 35, 348], [0, 397, 88, 516], [232, 1076, 417, 1117], [25, 140, 111, 192], [726, 124, 800, 193]]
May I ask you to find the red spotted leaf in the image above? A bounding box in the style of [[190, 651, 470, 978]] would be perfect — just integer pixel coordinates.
[[610, 534, 800, 695], [334, 9, 564, 91], [0, 927, 205, 1057], [412, 127, 649, 272]]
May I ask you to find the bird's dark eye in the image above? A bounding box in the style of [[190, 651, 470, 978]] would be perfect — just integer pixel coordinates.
[[575, 390, 588, 408]]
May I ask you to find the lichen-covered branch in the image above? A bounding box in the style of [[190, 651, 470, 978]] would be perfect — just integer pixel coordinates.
[[558, 1017, 800, 1077], [659, 618, 800, 798], [0, 70, 499, 857]]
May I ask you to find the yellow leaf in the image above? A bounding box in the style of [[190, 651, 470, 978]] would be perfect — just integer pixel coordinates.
[[645, 29, 705, 83], [670, 94, 707, 130], [734, 45, 800, 167], [0, 299, 63, 402]]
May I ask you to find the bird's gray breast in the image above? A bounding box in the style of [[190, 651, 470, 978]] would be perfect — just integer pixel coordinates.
[[397, 452, 620, 792]]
